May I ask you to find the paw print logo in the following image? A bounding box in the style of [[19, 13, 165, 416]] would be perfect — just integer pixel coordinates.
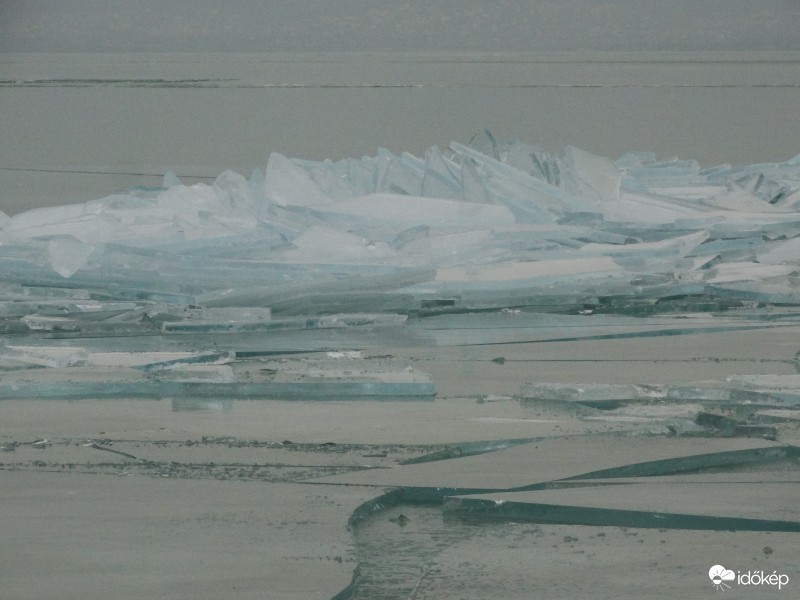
[[709, 565, 735, 591]]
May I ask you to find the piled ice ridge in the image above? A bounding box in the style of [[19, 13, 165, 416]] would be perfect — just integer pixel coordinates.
[[1, 132, 799, 401]]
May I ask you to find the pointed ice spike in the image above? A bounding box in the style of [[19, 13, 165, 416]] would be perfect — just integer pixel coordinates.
[[460, 159, 492, 203], [263, 152, 331, 207], [451, 141, 591, 216], [467, 129, 500, 160], [529, 147, 562, 186], [421, 146, 462, 199], [379, 155, 423, 195]]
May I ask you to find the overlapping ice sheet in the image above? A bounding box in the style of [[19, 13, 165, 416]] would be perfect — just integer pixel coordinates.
[[522, 376, 800, 409], [2, 134, 799, 313], [2, 134, 799, 400]]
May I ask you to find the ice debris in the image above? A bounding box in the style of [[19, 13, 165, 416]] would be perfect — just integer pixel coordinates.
[[521, 377, 800, 409], [2, 134, 799, 309], [1, 133, 799, 401]]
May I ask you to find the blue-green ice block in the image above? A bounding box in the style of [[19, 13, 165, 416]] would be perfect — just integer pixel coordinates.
[[0, 375, 435, 401]]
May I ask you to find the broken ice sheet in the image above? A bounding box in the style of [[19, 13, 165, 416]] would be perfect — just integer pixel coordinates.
[[314, 437, 783, 489], [756, 235, 800, 265], [0, 345, 89, 368], [263, 152, 331, 207], [521, 378, 800, 408], [443, 482, 800, 531], [86, 350, 233, 370], [47, 237, 96, 278], [0, 356, 434, 400], [433, 256, 624, 283], [1, 136, 800, 408], [563, 145, 621, 202], [312, 193, 516, 230], [280, 226, 397, 264]]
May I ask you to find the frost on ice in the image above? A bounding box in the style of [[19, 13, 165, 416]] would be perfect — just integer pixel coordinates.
[[1, 132, 799, 402]]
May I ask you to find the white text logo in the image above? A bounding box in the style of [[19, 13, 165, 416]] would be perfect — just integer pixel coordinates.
[[709, 564, 789, 591]]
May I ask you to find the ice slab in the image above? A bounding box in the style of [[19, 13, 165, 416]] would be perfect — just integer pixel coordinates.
[[434, 256, 623, 283], [409, 311, 789, 347], [756, 236, 800, 265], [564, 145, 621, 202], [443, 481, 800, 531], [263, 152, 331, 207], [86, 350, 233, 369], [311, 437, 783, 490], [0, 345, 90, 368], [280, 226, 397, 264], [0, 356, 434, 400], [521, 377, 800, 408], [311, 193, 516, 229], [47, 236, 96, 278]]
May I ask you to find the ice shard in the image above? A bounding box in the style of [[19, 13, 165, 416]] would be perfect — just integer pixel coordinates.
[[521, 377, 800, 408], [564, 145, 621, 202], [263, 151, 331, 207]]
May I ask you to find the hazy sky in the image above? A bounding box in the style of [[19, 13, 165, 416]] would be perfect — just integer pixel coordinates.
[[2, 0, 799, 53]]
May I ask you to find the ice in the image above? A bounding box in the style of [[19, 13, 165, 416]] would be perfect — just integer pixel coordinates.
[[757, 236, 800, 265], [2, 135, 799, 404], [162, 170, 182, 188], [521, 378, 800, 408], [179, 307, 271, 323], [281, 226, 397, 264], [564, 145, 621, 202], [4, 203, 86, 237], [314, 193, 515, 229], [0, 357, 434, 400], [263, 152, 331, 207], [86, 351, 233, 369], [434, 256, 623, 283], [1, 345, 89, 368], [47, 236, 96, 278], [706, 262, 796, 284]]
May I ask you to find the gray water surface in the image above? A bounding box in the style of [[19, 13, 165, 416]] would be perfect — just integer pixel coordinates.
[[2, 51, 799, 215]]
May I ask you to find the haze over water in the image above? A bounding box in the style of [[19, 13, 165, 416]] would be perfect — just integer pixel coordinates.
[[2, 50, 800, 215]]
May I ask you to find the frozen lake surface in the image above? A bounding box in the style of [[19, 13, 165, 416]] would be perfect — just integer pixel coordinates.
[[1, 51, 799, 600]]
